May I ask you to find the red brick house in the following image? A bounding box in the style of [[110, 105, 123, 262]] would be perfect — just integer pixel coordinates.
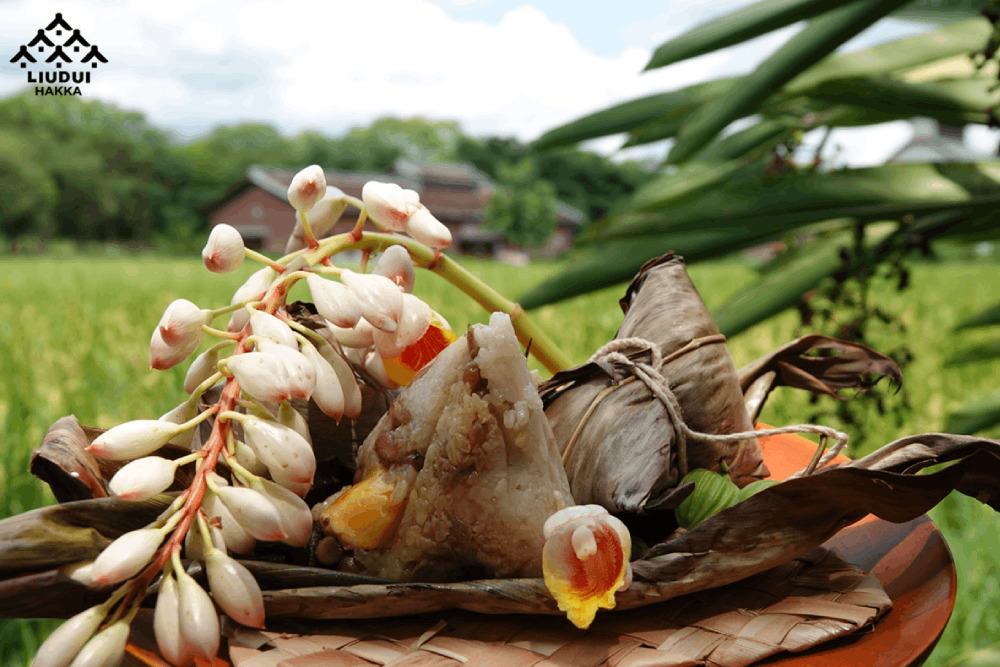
[[208, 161, 584, 256]]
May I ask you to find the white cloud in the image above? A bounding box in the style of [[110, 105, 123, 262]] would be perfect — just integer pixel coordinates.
[[0, 0, 784, 146], [0, 0, 975, 168]]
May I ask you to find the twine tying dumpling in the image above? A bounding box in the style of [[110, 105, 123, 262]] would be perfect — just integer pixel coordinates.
[[563, 337, 849, 479]]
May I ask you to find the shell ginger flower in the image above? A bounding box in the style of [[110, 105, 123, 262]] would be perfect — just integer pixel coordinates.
[[380, 310, 457, 386], [542, 505, 633, 629]]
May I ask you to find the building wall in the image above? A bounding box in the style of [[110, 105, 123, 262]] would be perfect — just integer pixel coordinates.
[[209, 188, 296, 252]]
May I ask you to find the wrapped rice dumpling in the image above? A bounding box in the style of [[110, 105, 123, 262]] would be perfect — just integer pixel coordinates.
[[541, 253, 768, 515], [318, 312, 574, 581]]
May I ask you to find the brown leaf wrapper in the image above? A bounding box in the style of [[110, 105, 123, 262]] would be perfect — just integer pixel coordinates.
[[738, 335, 903, 421], [541, 253, 767, 513], [2, 430, 990, 647]]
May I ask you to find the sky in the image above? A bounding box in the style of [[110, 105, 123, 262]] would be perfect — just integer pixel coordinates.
[[1, 0, 996, 165]]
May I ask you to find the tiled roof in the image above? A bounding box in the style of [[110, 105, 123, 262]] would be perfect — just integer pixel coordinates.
[[246, 160, 584, 227]]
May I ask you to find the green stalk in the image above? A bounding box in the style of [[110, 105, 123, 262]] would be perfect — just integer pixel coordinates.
[[306, 232, 572, 373]]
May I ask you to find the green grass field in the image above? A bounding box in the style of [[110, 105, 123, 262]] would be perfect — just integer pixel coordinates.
[[1, 253, 998, 665]]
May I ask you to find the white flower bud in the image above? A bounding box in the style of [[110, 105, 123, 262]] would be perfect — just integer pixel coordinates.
[[288, 165, 327, 212], [329, 318, 375, 349], [177, 569, 220, 662], [405, 204, 452, 249], [319, 343, 363, 420], [278, 401, 312, 445], [373, 245, 416, 293], [87, 419, 181, 460], [233, 439, 268, 477], [213, 485, 288, 542], [158, 299, 209, 347], [150, 327, 201, 371], [184, 347, 220, 394], [205, 549, 265, 628], [32, 605, 103, 667], [228, 268, 277, 332], [241, 415, 316, 486], [202, 224, 245, 273], [306, 274, 361, 328], [184, 521, 227, 562], [340, 269, 403, 333], [160, 402, 199, 448], [250, 477, 313, 545], [301, 344, 345, 421], [362, 181, 420, 231], [108, 456, 177, 500], [154, 573, 191, 667], [374, 293, 432, 358], [285, 187, 348, 252], [202, 490, 255, 555], [91, 527, 164, 586], [225, 352, 293, 403], [255, 340, 316, 400], [249, 310, 297, 347], [68, 620, 129, 667]]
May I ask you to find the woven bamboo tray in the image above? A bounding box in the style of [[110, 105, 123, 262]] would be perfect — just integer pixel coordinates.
[[119, 431, 955, 667]]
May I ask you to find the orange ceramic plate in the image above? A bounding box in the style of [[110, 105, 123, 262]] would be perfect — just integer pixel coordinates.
[[756, 426, 956, 667]]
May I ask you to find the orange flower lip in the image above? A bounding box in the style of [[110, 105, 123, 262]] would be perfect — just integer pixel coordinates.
[[542, 505, 632, 629], [382, 315, 457, 386]]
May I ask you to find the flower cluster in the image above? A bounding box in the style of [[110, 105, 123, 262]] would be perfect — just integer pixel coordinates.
[[34, 166, 460, 667]]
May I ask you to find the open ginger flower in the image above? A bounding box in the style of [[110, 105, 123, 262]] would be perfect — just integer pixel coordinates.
[[542, 505, 632, 629], [380, 310, 457, 386]]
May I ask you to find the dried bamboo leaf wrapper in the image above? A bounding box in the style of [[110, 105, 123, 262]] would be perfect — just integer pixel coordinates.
[[542, 253, 766, 515], [615, 254, 765, 485], [234, 548, 887, 667], [737, 334, 903, 402]]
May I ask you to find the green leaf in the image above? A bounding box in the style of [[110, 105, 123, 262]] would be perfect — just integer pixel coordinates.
[[666, 0, 916, 164], [645, 0, 858, 71], [519, 226, 791, 309], [956, 301, 1000, 331], [594, 161, 1000, 241], [893, 0, 986, 23], [787, 17, 991, 93], [624, 160, 758, 213], [805, 76, 998, 126], [946, 340, 1000, 367], [530, 79, 734, 150], [945, 390, 1000, 435], [712, 237, 848, 337]]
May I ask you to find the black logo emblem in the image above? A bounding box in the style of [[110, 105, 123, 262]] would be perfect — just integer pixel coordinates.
[[9, 13, 107, 96]]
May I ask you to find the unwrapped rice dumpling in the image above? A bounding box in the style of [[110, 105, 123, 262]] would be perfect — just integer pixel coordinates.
[[318, 312, 574, 581]]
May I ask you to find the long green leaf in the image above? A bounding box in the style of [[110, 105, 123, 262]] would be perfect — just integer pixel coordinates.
[[788, 17, 991, 93], [956, 301, 1000, 331], [624, 159, 759, 213], [711, 224, 901, 336], [666, 0, 916, 164], [945, 390, 1000, 435], [946, 340, 1000, 366], [806, 76, 997, 126], [713, 238, 847, 337], [645, 0, 857, 71], [592, 161, 1000, 241], [519, 226, 798, 309], [530, 79, 734, 150]]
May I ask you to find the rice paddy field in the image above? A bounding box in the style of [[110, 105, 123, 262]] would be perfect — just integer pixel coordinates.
[[1, 252, 999, 665]]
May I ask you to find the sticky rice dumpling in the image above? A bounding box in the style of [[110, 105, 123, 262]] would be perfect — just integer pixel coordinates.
[[318, 312, 574, 581]]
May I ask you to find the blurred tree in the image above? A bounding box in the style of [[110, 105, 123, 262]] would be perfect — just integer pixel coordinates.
[[484, 159, 558, 248], [0, 130, 56, 251]]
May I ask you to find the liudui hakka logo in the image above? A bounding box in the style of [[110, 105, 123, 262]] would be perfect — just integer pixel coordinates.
[[8, 13, 107, 96]]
